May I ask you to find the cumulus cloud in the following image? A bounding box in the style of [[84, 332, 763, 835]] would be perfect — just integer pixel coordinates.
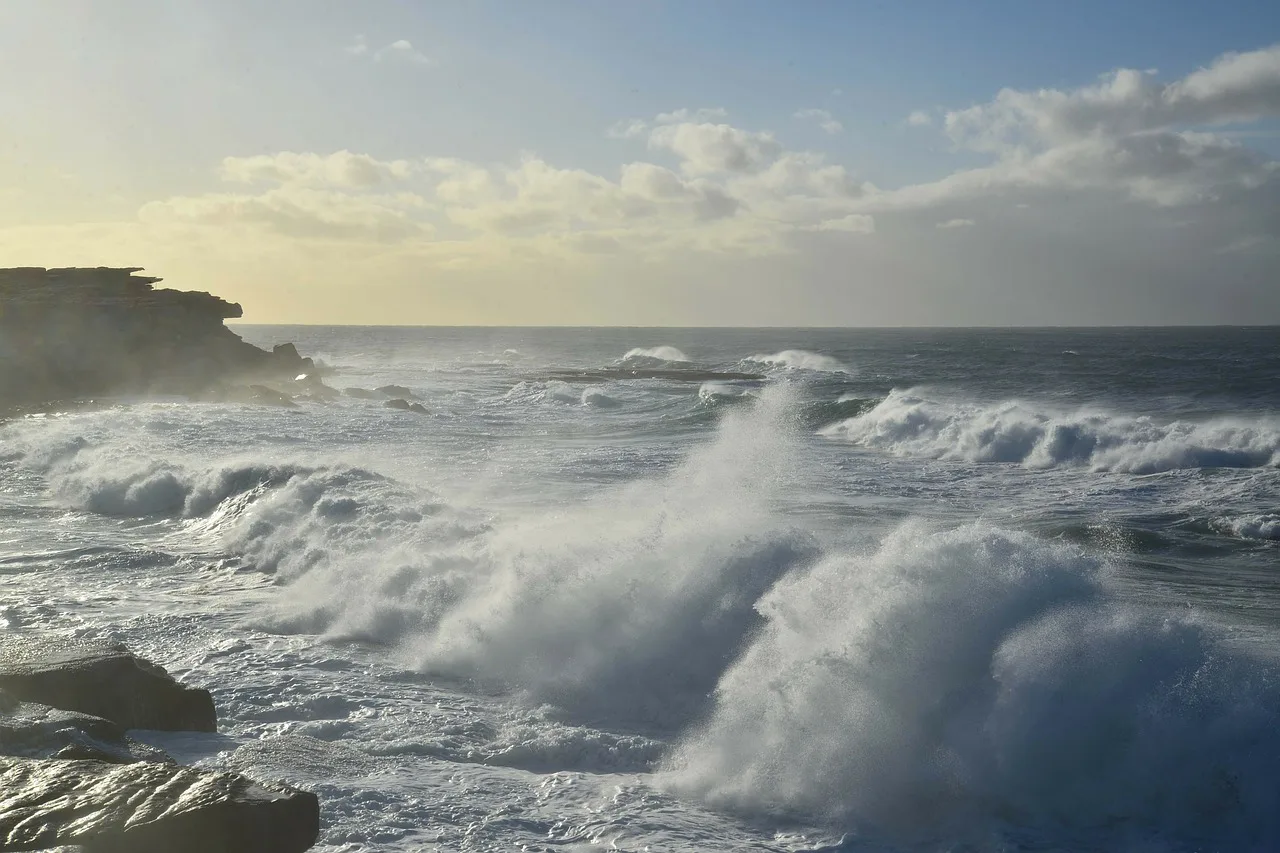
[[648, 122, 783, 175], [937, 218, 975, 228], [907, 110, 933, 127], [808, 214, 875, 233]]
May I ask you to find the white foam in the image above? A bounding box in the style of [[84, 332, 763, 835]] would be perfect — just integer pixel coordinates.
[[745, 350, 851, 373], [621, 346, 690, 364], [822, 388, 1280, 473]]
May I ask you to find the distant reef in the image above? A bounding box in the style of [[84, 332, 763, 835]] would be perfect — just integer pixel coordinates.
[[0, 267, 315, 411]]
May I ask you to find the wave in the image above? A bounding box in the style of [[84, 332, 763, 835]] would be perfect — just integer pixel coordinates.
[[241, 386, 816, 730], [822, 388, 1280, 473], [665, 522, 1280, 848], [621, 346, 690, 365], [744, 350, 850, 374], [1213, 513, 1280, 541]]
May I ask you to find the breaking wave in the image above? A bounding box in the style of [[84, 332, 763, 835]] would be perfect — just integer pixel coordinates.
[[745, 350, 850, 374], [666, 523, 1280, 848], [621, 346, 690, 365], [822, 388, 1280, 473]]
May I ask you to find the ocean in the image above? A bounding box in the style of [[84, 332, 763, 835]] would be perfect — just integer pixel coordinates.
[[2, 326, 1278, 852]]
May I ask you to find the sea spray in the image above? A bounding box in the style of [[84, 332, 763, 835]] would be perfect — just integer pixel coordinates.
[[238, 384, 817, 729], [665, 522, 1280, 847]]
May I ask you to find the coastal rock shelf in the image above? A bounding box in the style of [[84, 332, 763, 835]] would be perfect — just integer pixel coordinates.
[[0, 640, 320, 852], [0, 267, 313, 409]]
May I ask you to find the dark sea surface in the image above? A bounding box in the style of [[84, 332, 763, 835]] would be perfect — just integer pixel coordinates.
[[2, 326, 1278, 852]]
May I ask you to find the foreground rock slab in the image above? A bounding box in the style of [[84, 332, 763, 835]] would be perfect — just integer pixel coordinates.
[[0, 691, 169, 764], [0, 640, 215, 733], [0, 756, 319, 852]]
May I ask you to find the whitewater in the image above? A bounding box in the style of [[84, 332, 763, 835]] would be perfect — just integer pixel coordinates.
[[2, 325, 1278, 852]]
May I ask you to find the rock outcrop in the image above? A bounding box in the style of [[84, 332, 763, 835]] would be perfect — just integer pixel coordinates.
[[0, 641, 321, 851], [0, 640, 216, 733], [0, 267, 314, 410], [0, 756, 320, 853]]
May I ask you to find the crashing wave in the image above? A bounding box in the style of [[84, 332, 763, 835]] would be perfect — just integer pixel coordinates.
[[620, 346, 691, 365], [744, 350, 850, 374], [822, 388, 1280, 473]]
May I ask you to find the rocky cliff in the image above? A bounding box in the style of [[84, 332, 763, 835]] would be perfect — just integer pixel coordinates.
[[0, 267, 313, 409]]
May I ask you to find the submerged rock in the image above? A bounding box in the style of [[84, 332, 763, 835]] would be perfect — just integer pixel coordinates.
[[375, 384, 416, 398], [342, 387, 380, 399], [0, 640, 216, 733], [384, 398, 428, 414], [0, 756, 320, 852]]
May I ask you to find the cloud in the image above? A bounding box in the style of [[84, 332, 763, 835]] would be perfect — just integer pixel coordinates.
[[648, 122, 784, 175], [907, 110, 933, 127], [808, 214, 875, 233], [376, 39, 432, 66], [139, 186, 428, 242], [655, 107, 728, 124], [794, 108, 844, 135], [344, 35, 432, 66], [221, 151, 414, 187], [937, 218, 975, 228], [607, 119, 649, 140]]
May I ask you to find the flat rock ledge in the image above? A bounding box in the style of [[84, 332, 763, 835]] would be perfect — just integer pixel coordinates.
[[0, 640, 215, 733], [0, 757, 319, 853], [0, 640, 320, 852]]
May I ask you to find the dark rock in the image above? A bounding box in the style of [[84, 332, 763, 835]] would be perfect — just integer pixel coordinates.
[[0, 756, 320, 852], [0, 640, 216, 733], [0, 267, 319, 410], [375, 384, 416, 398], [247, 385, 298, 408], [342, 387, 380, 399], [0, 691, 171, 764], [383, 398, 428, 414]]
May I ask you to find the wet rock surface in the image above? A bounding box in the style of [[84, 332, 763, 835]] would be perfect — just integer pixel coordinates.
[[0, 756, 320, 853], [0, 640, 216, 733]]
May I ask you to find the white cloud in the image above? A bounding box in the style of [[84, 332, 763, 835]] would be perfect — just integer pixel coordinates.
[[607, 118, 649, 140], [794, 108, 844, 135], [907, 110, 933, 127], [808, 214, 875, 233], [937, 218, 975, 229], [655, 107, 728, 124], [648, 122, 783, 175], [221, 151, 414, 187], [376, 39, 432, 65], [345, 36, 432, 66], [140, 186, 428, 242]]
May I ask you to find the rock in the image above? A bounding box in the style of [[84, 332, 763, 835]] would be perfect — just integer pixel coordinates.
[[342, 387, 380, 399], [383, 398, 428, 414], [375, 384, 416, 398], [0, 691, 170, 764], [0, 640, 216, 733], [0, 267, 319, 410], [247, 385, 298, 408], [0, 756, 320, 852]]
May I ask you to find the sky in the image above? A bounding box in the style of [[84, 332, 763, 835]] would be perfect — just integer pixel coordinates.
[[1, 1, 1278, 326]]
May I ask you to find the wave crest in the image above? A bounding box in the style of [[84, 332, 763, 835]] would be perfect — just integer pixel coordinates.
[[745, 350, 850, 374], [822, 389, 1280, 473]]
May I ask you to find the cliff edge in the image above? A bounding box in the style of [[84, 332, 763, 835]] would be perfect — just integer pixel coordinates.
[[0, 267, 312, 409]]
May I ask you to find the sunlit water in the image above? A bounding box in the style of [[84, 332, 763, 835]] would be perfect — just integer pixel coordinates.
[[2, 326, 1278, 852]]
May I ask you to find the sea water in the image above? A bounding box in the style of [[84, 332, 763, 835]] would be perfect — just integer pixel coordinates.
[[2, 326, 1278, 852]]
